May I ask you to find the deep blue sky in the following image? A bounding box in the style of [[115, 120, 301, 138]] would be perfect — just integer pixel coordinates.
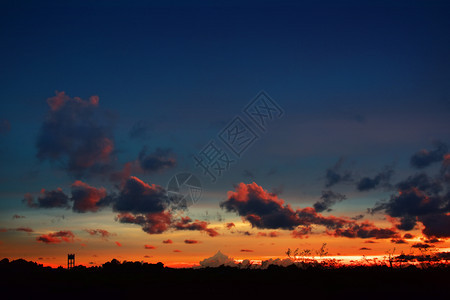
[[0, 1, 450, 261]]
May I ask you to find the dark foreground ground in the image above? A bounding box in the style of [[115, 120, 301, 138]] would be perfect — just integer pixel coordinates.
[[0, 259, 448, 299]]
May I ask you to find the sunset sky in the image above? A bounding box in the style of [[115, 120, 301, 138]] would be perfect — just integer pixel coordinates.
[[1, 0, 450, 268]]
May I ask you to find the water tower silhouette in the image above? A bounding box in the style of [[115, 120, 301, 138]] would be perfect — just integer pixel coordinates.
[[67, 254, 75, 269]]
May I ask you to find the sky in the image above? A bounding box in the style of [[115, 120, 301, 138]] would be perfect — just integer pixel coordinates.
[[1, 0, 450, 268]]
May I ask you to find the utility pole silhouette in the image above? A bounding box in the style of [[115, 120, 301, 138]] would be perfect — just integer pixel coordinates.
[[67, 254, 75, 269]]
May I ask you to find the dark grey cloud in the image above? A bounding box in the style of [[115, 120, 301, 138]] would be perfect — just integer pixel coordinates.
[[410, 141, 447, 169], [356, 166, 394, 191], [36, 92, 116, 179], [23, 188, 70, 209], [266, 167, 277, 177], [331, 222, 398, 239], [243, 169, 255, 178], [411, 242, 434, 249], [420, 214, 450, 238], [391, 238, 408, 244], [24, 181, 112, 213], [370, 156, 450, 237], [138, 147, 176, 173], [220, 182, 303, 230], [324, 157, 353, 188], [129, 120, 152, 140], [113, 176, 217, 236], [313, 190, 347, 212], [396, 173, 443, 195], [113, 176, 168, 214]]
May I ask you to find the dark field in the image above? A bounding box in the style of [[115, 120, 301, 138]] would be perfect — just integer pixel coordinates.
[[0, 259, 448, 299]]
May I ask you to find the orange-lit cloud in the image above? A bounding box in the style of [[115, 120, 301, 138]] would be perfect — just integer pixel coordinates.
[[37, 91, 115, 178], [71, 181, 108, 213], [37, 230, 75, 244], [84, 229, 114, 240], [184, 239, 199, 244], [173, 217, 218, 237]]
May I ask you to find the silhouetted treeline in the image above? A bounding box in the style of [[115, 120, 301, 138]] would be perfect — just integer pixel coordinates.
[[0, 258, 449, 299]]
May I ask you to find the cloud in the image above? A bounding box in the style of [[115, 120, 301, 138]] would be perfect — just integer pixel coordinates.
[[291, 226, 312, 238], [391, 238, 408, 244], [396, 173, 442, 195], [115, 241, 122, 247], [221, 182, 398, 240], [184, 239, 199, 244], [199, 251, 236, 268], [221, 182, 352, 230], [12, 214, 25, 219], [240, 249, 254, 252], [329, 221, 399, 239], [162, 239, 172, 244], [324, 157, 353, 188], [403, 233, 414, 239], [138, 147, 176, 173], [359, 247, 371, 250], [173, 249, 182, 252], [266, 167, 277, 177], [36, 230, 75, 244], [172, 217, 219, 237], [113, 177, 216, 236], [24, 188, 70, 209], [0, 119, 10, 135], [419, 214, 450, 238], [36, 91, 115, 179], [84, 229, 114, 240], [225, 222, 235, 229], [356, 166, 394, 191], [370, 164, 450, 237], [351, 214, 364, 220], [423, 237, 443, 243], [14, 227, 33, 233], [144, 245, 156, 249], [243, 170, 255, 178], [109, 162, 135, 187], [220, 182, 304, 230], [313, 190, 347, 212], [71, 181, 109, 213], [116, 212, 172, 234], [113, 177, 175, 234], [1, 227, 34, 233], [257, 231, 279, 237], [410, 141, 448, 169], [113, 176, 168, 214], [25, 181, 111, 213], [411, 242, 434, 249], [129, 120, 152, 140]]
